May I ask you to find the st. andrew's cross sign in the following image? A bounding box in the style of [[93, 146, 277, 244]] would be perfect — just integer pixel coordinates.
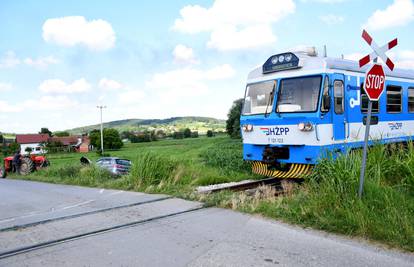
[[358, 30, 397, 198]]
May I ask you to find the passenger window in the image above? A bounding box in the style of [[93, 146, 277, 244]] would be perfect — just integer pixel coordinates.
[[408, 88, 414, 113], [386, 85, 402, 113], [321, 76, 330, 112], [361, 83, 379, 113], [334, 80, 344, 114]]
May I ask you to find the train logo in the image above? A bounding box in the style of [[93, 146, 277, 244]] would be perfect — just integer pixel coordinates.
[[388, 122, 403, 130], [260, 127, 290, 136]]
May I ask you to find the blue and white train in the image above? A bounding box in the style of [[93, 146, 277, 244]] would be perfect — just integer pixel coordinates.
[[240, 48, 414, 178]]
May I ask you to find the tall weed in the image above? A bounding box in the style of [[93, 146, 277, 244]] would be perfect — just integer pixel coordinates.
[[129, 152, 179, 188]]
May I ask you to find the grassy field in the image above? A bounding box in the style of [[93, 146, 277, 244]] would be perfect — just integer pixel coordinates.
[[9, 136, 414, 252], [19, 136, 254, 195]]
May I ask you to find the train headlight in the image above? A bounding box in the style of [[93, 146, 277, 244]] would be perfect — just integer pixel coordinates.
[[243, 124, 254, 132], [298, 122, 313, 132], [285, 54, 292, 62]]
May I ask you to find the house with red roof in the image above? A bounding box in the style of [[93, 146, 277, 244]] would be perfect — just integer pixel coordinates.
[[15, 134, 91, 154], [15, 134, 49, 154]]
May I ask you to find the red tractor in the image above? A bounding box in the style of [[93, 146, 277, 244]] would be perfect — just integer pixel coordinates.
[[0, 154, 49, 178]]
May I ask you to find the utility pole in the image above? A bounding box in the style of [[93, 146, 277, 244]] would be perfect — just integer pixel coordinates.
[[97, 105, 106, 155]]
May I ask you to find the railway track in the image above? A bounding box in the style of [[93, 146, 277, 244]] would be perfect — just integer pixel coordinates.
[[197, 177, 303, 194], [0, 198, 205, 260]]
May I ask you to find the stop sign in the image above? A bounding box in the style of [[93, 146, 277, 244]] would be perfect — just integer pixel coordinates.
[[364, 64, 386, 101]]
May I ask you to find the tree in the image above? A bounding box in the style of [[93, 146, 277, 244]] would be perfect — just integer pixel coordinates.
[[25, 147, 33, 153], [8, 142, 20, 154], [226, 99, 243, 138], [172, 131, 184, 139], [206, 130, 214, 137], [39, 128, 53, 136], [89, 128, 123, 150], [54, 131, 70, 137], [183, 128, 192, 138], [191, 131, 199, 138]]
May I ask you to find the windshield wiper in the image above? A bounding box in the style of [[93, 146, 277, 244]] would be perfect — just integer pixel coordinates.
[[264, 81, 276, 118]]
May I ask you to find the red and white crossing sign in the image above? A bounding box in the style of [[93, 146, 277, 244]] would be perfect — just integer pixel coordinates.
[[358, 30, 398, 198], [359, 30, 398, 71], [364, 64, 385, 101]]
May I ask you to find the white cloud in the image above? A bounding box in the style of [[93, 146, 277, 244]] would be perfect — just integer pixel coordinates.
[[42, 16, 116, 51], [173, 44, 199, 64], [364, 0, 414, 31], [0, 100, 21, 112], [0, 83, 12, 92], [146, 64, 235, 98], [118, 90, 146, 104], [394, 50, 414, 69], [24, 56, 59, 69], [319, 14, 344, 25], [22, 95, 78, 111], [98, 78, 123, 91], [344, 50, 414, 69], [172, 0, 295, 51], [39, 78, 91, 94], [0, 51, 20, 68], [207, 24, 277, 51]]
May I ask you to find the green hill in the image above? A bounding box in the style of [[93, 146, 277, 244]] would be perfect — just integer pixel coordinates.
[[67, 116, 226, 135]]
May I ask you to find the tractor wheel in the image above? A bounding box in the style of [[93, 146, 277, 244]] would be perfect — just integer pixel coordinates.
[[20, 157, 35, 175], [0, 167, 6, 178]]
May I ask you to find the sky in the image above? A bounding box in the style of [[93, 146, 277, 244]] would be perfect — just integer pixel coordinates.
[[0, 0, 414, 133]]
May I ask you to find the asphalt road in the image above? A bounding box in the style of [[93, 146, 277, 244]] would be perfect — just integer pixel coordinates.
[[0, 179, 413, 267]]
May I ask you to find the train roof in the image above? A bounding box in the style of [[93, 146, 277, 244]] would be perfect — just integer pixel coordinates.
[[247, 52, 414, 82]]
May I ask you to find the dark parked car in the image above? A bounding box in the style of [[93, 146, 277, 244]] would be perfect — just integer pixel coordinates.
[[96, 157, 132, 176]]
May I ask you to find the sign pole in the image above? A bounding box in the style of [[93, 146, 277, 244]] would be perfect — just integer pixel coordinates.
[[357, 30, 397, 198], [358, 100, 372, 198]]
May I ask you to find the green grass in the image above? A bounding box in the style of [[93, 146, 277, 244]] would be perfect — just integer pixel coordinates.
[[20, 136, 254, 196], [213, 144, 414, 252], [10, 137, 414, 252]]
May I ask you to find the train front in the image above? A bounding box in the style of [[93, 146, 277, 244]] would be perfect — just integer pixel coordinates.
[[240, 50, 329, 179]]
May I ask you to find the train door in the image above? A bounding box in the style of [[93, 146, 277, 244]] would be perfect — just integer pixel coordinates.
[[332, 73, 345, 140]]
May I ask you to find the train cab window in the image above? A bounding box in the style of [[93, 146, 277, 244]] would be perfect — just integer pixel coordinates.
[[334, 80, 344, 114], [408, 87, 414, 113], [321, 76, 330, 112], [386, 85, 402, 113], [361, 83, 379, 113], [242, 80, 276, 115]]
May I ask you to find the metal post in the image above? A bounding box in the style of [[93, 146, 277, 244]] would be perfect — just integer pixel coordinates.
[[97, 106, 106, 154], [358, 100, 372, 198]]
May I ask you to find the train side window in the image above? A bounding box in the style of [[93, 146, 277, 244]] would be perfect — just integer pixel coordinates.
[[361, 83, 379, 113], [386, 85, 402, 113], [408, 87, 414, 113], [321, 76, 330, 112], [334, 80, 344, 114]]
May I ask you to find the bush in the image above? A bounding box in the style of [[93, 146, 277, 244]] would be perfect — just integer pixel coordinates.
[[191, 131, 199, 138], [129, 152, 179, 187], [173, 131, 184, 139], [36, 163, 114, 186], [183, 128, 192, 138], [206, 130, 214, 137]]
